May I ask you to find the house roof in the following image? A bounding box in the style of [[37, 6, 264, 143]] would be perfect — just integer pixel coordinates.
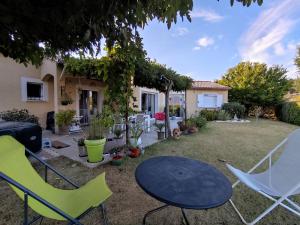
[[191, 81, 230, 90]]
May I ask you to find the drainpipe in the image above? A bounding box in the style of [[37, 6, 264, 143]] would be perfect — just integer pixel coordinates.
[[54, 65, 66, 133]]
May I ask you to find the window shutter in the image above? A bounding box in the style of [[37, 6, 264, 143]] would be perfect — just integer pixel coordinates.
[[217, 94, 223, 107], [20, 77, 27, 102], [197, 94, 204, 108], [43, 82, 48, 101]]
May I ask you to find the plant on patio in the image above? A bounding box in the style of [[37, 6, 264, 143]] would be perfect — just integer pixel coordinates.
[[110, 147, 125, 166], [55, 110, 76, 135], [114, 128, 124, 139], [154, 123, 165, 140], [0, 109, 39, 125], [85, 116, 106, 163], [129, 123, 143, 147], [75, 137, 87, 157], [177, 121, 188, 132]]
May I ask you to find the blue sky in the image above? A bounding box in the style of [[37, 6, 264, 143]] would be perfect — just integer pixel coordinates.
[[139, 0, 300, 81]]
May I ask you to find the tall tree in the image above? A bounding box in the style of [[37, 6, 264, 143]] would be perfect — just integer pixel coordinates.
[[294, 78, 300, 93], [218, 62, 291, 108], [0, 0, 262, 65]]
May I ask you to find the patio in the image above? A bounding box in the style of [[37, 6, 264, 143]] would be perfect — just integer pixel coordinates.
[[1, 119, 299, 225], [37, 118, 182, 168]]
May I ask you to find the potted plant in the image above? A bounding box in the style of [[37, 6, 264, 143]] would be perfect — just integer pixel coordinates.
[[75, 137, 87, 157], [55, 110, 76, 135], [129, 122, 143, 147], [186, 119, 198, 134], [177, 121, 188, 132], [114, 128, 124, 139], [84, 116, 106, 163], [129, 123, 143, 157], [110, 147, 124, 166], [154, 122, 165, 140]]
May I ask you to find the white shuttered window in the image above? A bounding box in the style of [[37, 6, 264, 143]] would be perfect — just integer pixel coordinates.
[[197, 94, 223, 108]]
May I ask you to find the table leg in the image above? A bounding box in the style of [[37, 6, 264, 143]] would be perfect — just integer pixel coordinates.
[[181, 208, 190, 225], [143, 204, 169, 225]]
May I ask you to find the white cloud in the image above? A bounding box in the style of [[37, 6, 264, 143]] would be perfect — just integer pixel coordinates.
[[190, 9, 224, 23], [193, 36, 216, 51], [239, 0, 300, 78], [172, 27, 189, 37], [195, 36, 215, 49]]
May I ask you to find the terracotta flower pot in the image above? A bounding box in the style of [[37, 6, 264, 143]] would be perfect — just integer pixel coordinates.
[[111, 155, 124, 166], [188, 126, 198, 134], [129, 148, 141, 158], [58, 126, 69, 135]]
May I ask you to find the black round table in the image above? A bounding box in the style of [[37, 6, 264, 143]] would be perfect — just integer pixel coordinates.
[[135, 156, 232, 225]]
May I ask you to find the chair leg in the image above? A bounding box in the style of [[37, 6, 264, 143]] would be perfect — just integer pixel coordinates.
[[142, 204, 169, 225], [229, 197, 284, 225], [100, 204, 108, 225], [38, 217, 44, 225], [181, 208, 190, 225]]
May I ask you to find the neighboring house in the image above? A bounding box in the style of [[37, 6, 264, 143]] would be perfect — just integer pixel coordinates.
[[186, 81, 230, 118]]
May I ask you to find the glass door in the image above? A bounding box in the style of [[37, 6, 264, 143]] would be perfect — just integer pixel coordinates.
[[141, 92, 156, 117], [79, 90, 98, 124]]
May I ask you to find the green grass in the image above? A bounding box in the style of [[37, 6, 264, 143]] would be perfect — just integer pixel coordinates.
[[0, 119, 299, 225]]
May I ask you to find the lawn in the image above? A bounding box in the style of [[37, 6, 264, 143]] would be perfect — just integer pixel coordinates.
[[0, 119, 299, 225]]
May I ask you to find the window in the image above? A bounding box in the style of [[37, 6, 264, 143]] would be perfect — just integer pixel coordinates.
[[197, 94, 223, 108], [27, 82, 43, 100], [21, 77, 48, 101], [203, 95, 217, 108]]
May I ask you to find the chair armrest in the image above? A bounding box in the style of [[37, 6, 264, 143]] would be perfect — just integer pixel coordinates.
[[26, 148, 79, 188]]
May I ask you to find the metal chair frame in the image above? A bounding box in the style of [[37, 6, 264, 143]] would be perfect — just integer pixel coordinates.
[[0, 148, 108, 225]]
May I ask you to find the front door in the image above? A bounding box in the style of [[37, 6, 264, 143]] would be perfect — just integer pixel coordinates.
[[79, 90, 98, 124]]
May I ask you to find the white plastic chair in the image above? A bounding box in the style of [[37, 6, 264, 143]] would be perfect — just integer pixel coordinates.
[[227, 128, 300, 225]]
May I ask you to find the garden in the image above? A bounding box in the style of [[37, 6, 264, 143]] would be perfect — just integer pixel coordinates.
[[0, 119, 298, 225]]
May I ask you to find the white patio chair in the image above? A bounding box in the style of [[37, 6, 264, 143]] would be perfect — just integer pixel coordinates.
[[227, 128, 300, 225]]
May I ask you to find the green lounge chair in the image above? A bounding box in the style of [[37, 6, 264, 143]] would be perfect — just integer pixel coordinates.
[[0, 135, 112, 225]]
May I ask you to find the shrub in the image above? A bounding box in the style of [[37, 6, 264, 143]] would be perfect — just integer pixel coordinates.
[[189, 115, 207, 129], [0, 109, 39, 125], [217, 110, 231, 121], [55, 110, 76, 127], [280, 102, 300, 125], [199, 109, 218, 121], [222, 102, 246, 118]]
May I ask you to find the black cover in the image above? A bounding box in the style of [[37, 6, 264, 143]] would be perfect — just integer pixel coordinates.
[[0, 121, 42, 153], [135, 156, 232, 209]]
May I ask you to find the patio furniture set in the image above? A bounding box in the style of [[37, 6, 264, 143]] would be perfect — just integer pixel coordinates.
[[0, 128, 300, 224]]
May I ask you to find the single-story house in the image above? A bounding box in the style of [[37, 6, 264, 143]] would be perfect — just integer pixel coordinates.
[[0, 56, 230, 129], [0, 55, 169, 129], [185, 81, 230, 118]]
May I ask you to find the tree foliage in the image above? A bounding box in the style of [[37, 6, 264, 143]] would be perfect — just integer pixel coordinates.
[[134, 59, 192, 92], [218, 62, 291, 108], [0, 0, 262, 65]]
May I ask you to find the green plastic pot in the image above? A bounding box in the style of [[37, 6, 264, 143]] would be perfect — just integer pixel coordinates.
[[84, 138, 106, 163]]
